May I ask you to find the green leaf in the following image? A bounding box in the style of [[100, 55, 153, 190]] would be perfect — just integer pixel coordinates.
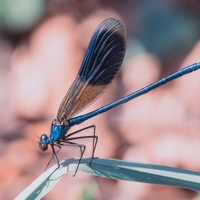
[[15, 158, 200, 200]]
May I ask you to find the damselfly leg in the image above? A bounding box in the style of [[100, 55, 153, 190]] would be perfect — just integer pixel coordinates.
[[65, 125, 98, 165], [47, 125, 98, 178], [45, 144, 61, 171], [61, 125, 98, 176]]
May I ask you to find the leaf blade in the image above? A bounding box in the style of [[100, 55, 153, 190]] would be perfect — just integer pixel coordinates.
[[15, 158, 200, 200]]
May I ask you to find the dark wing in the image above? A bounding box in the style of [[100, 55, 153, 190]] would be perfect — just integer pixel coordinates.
[[57, 18, 126, 120]]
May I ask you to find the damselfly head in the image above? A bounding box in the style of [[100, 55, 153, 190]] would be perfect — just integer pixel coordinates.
[[39, 134, 49, 151]]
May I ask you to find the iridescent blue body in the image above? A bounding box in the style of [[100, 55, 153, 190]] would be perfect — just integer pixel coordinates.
[[38, 17, 200, 178], [39, 120, 71, 147], [50, 122, 70, 141]]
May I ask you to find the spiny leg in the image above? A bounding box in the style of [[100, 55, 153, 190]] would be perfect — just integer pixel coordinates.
[[90, 135, 98, 166], [47, 144, 61, 179], [89, 125, 98, 166], [43, 144, 61, 186], [66, 125, 96, 138], [59, 141, 86, 177], [65, 125, 98, 166], [45, 143, 61, 171], [73, 144, 85, 177]]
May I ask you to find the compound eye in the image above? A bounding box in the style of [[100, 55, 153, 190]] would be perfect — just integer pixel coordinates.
[[40, 143, 48, 151]]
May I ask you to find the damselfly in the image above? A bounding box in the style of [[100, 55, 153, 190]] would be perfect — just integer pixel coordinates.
[[39, 18, 200, 177]]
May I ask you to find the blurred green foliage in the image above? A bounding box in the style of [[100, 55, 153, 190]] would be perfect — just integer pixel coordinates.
[[0, 0, 47, 33]]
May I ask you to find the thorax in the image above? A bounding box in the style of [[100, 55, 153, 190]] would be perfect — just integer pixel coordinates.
[[50, 118, 70, 141]]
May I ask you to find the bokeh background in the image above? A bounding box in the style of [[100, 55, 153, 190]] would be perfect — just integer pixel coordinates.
[[0, 0, 200, 199]]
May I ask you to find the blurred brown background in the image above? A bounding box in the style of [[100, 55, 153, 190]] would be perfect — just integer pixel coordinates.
[[1, 0, 200, 199]]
